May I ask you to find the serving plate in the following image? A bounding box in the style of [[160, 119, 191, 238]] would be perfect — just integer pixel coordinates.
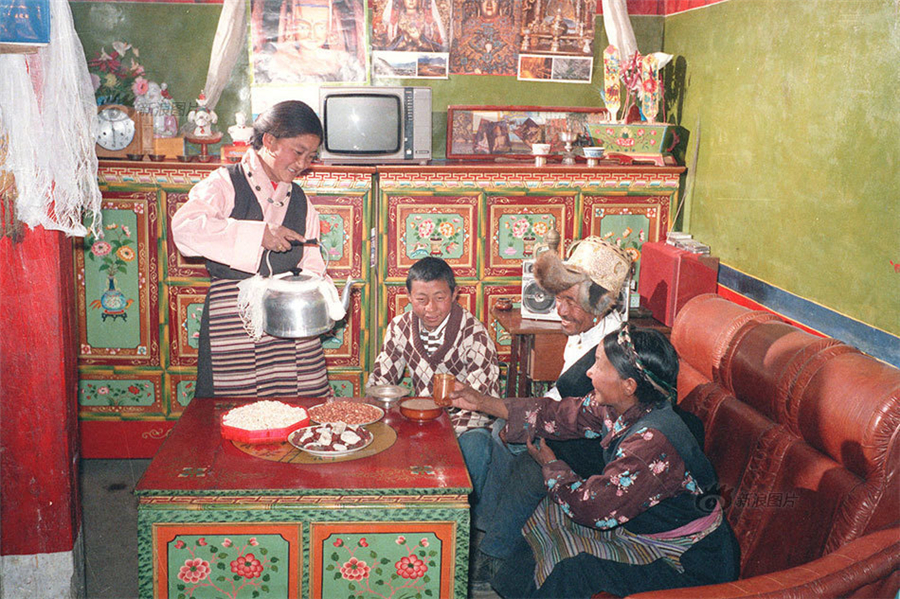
[[366, 384, 409, 400], [288, 424, 374, 457], [307, 401, 384, 426]]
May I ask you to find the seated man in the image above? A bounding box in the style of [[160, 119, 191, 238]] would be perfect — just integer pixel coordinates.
[[367, 257, 500, 503], [473, 237, 631, 563]]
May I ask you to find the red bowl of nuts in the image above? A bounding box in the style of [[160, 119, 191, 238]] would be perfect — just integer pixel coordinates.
[[220, 400, 310, 444]]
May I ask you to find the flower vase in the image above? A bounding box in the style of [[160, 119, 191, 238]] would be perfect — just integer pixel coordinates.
[[523, 235, 536, 257], [100, 276, 128, 322], [429, 235, 443, 256]]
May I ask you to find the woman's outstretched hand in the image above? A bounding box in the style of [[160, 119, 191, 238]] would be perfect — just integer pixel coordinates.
[[449, 381, 509, 420]]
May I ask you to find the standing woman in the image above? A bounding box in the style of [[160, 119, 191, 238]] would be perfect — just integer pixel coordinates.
[[172, 100, 331, 399]]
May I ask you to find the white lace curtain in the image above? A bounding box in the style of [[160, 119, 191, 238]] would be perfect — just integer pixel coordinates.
[[0, 0, 102, 237]]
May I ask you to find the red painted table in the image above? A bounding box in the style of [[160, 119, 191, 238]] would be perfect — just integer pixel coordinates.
[[136, 397, 472, 599]]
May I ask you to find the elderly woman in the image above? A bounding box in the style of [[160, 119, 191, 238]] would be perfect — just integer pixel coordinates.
[[453, 325, 740, 598]]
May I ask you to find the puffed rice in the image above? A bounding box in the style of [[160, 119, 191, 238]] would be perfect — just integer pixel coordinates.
[[222, 400, 308, 430]]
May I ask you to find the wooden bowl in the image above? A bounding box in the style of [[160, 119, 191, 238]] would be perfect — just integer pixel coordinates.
[[399, 397, 442, 422]]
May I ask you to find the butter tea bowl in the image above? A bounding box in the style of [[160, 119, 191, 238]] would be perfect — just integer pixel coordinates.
[[399, 397, 442, 422], [582, 146, 605, 159], [531, 143, 551, 156]]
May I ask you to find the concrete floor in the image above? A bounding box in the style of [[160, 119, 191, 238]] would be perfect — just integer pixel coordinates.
[[80, 459, 501, 599]]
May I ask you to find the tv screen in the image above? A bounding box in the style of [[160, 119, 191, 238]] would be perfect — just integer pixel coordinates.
[[324, 94, 402, 154]]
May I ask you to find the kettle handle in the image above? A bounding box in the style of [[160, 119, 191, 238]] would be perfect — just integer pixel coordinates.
[[293, 238, 329, 275], [319, 242, 330, 275], [270, 239, 327, 277]]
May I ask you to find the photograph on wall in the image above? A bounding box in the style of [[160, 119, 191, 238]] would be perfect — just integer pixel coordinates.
[[446, 105, 607, 159], [371, 0, 451, 78], [372, 50, 449, 79], [249, 0, 368, 85], [518, 54, 593, 83], [449, 0, 519, 76]]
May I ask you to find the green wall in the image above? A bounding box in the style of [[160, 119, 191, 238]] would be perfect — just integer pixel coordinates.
[[663, 0, 899, 335], [71, 1, 897, 336], [71, 1, 250, 139], [71, 1, 662, 158]]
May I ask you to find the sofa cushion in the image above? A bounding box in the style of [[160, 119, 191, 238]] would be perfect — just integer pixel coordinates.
[[672, 294, 900, 580]]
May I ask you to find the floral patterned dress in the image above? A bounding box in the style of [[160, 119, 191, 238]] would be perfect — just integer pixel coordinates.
[[500, 397, 740, 596]]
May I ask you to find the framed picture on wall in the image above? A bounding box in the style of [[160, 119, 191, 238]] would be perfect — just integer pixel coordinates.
[[446, 105, 609, 161]]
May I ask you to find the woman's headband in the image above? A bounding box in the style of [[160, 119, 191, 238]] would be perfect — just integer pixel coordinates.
[[616, 325, 676, 403]]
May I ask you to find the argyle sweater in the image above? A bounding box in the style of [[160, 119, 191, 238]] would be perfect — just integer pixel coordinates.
[[367, 303, 500, 435]]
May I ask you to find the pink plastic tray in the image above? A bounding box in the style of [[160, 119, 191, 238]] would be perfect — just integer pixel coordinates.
[[221, 415, 310, 444]]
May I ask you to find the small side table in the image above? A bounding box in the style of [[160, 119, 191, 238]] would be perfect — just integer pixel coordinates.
[[491, 307, 672, 398], [491, 307, 566, 398]]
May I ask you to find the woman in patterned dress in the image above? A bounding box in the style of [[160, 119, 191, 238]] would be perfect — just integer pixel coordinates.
[[452, 325, 740, 598], [172, 101, 332, 399]]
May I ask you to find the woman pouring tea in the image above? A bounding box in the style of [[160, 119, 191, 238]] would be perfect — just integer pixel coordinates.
[[172, 100, 332, 399]]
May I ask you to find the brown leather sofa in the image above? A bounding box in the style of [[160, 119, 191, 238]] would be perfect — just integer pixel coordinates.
[[626, 294, 899, 598]]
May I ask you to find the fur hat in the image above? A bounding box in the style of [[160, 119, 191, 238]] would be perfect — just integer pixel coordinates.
[[533, 237, 633, 316]]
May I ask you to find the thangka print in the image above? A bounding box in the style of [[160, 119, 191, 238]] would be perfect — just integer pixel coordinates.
[[249, 0, 367, 84], [371, 0, 451, 79], [449, 0, 519, 76]]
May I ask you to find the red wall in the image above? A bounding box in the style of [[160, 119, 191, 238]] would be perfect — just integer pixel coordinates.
[[0, 226, 80, 555], [597, 0, 727, 15]]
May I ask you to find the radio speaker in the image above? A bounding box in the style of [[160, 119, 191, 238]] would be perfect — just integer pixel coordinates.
[[520, 259, 562, 321]]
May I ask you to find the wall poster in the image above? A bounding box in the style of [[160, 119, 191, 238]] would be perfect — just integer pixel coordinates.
[[449, 0, 519, 76], [370, 0, 451, 79], [249, 0, 368, 85], [518, 54, 593, 83]]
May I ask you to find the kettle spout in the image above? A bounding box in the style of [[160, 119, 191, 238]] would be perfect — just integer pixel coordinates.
[[339, 278, 356, 312]]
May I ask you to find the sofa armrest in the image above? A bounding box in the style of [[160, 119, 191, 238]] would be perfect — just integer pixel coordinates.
[[625, 527, 899, 599]]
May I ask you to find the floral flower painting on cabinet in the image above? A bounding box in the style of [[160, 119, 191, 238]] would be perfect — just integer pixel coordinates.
[[405, 212, 466, 260], [167, 534, 290, 599], [323, 533, 441, 598], [85, 218, 136, 324]]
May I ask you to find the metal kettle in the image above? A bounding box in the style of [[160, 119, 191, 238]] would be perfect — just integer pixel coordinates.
[[262, 273, 355, 338]]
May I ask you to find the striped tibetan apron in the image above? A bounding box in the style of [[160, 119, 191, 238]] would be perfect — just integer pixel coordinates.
[[194, 164, 331, 399]]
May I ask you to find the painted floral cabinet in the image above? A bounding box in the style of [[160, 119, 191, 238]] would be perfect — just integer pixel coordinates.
[[75, 163, 374, 457], [76, 162, 681, 457], [376, 164, 683, 364]]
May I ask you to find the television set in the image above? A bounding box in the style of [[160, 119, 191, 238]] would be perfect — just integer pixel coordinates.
[[318, 86, 432, 165]]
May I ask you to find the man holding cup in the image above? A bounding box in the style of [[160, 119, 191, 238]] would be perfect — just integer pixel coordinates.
[[458, 236, 633, 581], [367, 257, 500, 502]]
